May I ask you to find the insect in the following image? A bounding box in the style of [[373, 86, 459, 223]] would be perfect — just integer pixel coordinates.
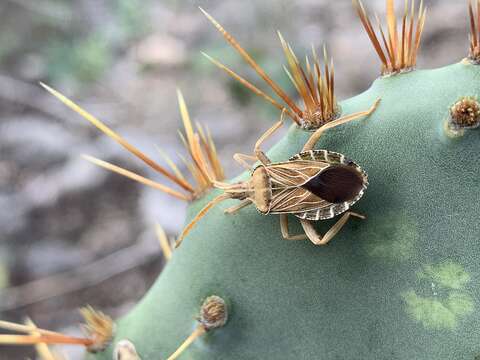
[[176, 98, 380, 247]]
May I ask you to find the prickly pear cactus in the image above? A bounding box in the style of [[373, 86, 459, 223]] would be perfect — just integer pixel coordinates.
[[91, 60, 480, 360], [2, 1, 480, 360], [89, 0, 480, 357]]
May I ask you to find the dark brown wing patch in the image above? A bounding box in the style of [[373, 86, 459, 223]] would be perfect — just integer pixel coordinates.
[[302, 165, 364, 203]]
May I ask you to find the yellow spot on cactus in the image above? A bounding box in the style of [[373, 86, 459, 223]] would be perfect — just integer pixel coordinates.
[[402, 291, 457, 330], [417, 261, 470, 290], [401, 291, 474, 330], [403, 261, 474, 330]]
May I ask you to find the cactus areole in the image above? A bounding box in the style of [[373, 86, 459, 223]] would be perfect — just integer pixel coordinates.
[[89, 61, 480, 359]]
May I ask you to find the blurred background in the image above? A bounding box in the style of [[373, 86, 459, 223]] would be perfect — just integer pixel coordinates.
[[0, 0, 468, 358]]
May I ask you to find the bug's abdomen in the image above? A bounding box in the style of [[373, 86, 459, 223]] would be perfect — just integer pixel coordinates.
[[251, 166, 272, 214]]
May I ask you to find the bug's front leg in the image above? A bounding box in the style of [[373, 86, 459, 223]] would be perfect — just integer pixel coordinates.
[[300, 212, 366, 246], [254, 120, 284, 165], [302, 99, 381, 152], [233, 111, 285, 167], [279, 214, 308, 241], [232, 120, 283, 168]]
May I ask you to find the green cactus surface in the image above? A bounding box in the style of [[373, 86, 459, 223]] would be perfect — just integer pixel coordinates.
[[89, 61, 480, 360]]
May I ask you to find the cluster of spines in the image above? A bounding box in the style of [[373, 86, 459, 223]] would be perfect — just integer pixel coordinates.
[[353, 0, 427, 75], [0, 307, 113, 356], [164, 295, 228, 360], [200, 8, 338, 130], [468, 0, 480, 63], [0, 221, 204, 360], [447, 96, 480, 133], [40, 83, 225, 202]]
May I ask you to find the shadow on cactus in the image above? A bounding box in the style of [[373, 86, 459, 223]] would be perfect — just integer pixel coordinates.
[[2, 0, 480, 359]]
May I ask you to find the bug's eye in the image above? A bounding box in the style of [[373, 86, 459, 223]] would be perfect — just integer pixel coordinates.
[[302, 165, 364, 203]]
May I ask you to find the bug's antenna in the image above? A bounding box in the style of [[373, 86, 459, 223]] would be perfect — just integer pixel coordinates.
[[175, 193, 232, 247]]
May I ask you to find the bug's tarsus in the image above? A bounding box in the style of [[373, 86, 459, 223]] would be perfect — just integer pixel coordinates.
[[302, 98, 380, 152]]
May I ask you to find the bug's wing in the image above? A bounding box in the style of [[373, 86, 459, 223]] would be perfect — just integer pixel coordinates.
[[264, 150, 367, 220], [265, 160, 330, 187], [269, 185, 351, 220], [264, 159, 334, 217], [265, 149, 356, 189], [294, 202, 352, 221], [289, 149, 350, 164], [268, 186, 332, 214]]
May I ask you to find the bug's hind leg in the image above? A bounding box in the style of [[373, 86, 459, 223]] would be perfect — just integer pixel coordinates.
[[300, 212, 366, 246], [302, 99, 381, 151], [224, 199, 252, 214], [280, 214, 308, 241]]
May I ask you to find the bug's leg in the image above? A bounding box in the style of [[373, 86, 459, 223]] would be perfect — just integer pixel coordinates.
[[302, 99, 381, 151], [300, 212, 366, 245], [280, 214, 308, 241], [233, 153, 257, 170], [175, 193, 232, 248], [254, 111, 286, 164], [224, 199, 252, 214]]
